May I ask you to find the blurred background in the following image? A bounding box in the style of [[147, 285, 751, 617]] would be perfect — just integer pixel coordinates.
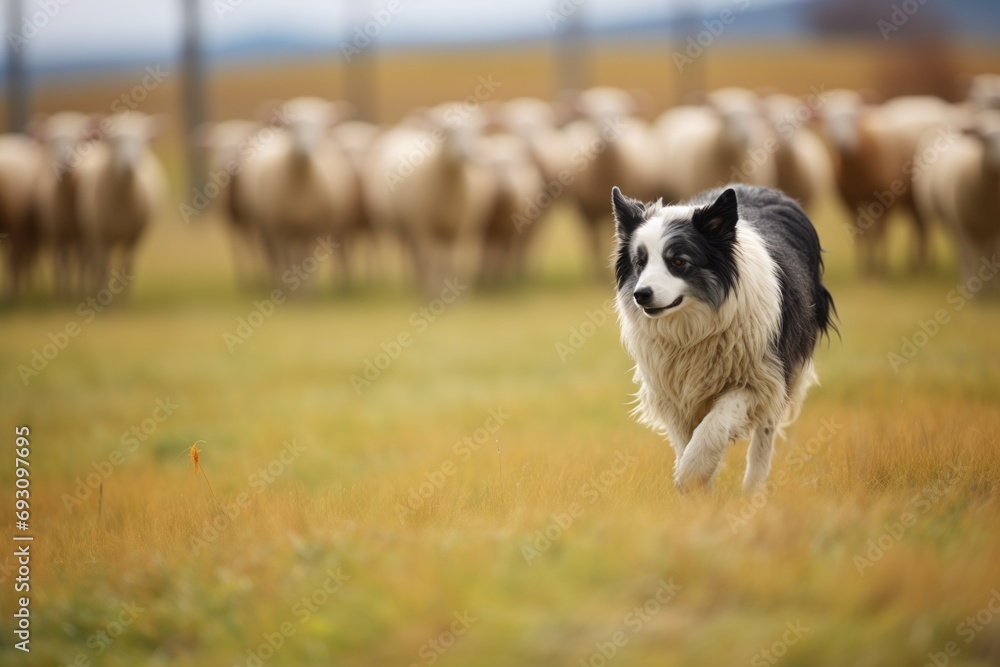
[[1, 0, 998, 298], [5, 0, 1000, 125]]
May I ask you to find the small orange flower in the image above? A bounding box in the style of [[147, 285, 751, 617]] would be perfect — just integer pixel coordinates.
[[187, 441, 222, 510], [189, 441, 201, 476]]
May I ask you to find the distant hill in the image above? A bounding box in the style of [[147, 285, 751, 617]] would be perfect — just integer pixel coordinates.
[[4, 0, 998, 84]]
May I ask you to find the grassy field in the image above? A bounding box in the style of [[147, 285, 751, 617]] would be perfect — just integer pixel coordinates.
[[2, 193, 1000, 667]]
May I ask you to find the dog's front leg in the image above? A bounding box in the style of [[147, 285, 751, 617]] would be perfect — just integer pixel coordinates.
[[674, 390, 751, 492], [665, 425, 691, 464], [743, 422, 778, 494]]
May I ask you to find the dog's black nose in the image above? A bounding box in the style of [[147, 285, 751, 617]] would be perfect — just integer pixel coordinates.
[[633, 287, 654, 306]]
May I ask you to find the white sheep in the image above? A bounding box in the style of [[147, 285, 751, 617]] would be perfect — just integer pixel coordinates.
[[968, 73, 1000, 112], [76, 112, 167, 293], [819, 91, 955, 273], [473, 132, 545, 284], [563, 87, 663, 276], [761, 93, 833, 212], [328, 119, 385, 280], [0, 134, 43, 298], [495, 97, 575, 192], [33, 112, 98, 298], [237, 97, 359, 287], [362, 102, 497, 293], [654, 87, 777, 202], [915, 109, 1000, 283], [490, 97, 580, 250], [196, 118, 267, 288], [329, 119, 381, 169]]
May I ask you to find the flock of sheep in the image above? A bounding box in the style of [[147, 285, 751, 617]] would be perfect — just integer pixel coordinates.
[[1, 73, 999, 300], [0, 111, 164, 299]]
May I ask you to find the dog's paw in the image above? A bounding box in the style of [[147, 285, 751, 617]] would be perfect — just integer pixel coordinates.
[[673, 455, 716, 494], [741, 476, 764, 496]]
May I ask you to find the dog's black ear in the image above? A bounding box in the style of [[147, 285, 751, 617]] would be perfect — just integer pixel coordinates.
[[693, 188, 739, 244], [611, 186, 645, 237]]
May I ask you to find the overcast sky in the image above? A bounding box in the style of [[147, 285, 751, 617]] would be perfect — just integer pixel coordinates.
[[4, 0, 796, 71]]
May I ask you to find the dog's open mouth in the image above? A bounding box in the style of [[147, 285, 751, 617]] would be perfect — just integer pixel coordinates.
[[643, 296, 684, 316]]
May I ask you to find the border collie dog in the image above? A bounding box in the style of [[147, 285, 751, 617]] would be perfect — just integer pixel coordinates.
[[612, 184, 835, 493]]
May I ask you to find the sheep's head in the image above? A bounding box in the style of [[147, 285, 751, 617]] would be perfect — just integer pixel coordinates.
[[762, 94, 814, 145], [969, 74, 1000, 113], [32, 111, 94, 171], [195, 119, 258, 167], [96, 112, 163, 173], [718, 106, 758, 149], [819, 90, 866, 155], [497, 97, 559, 138], [974, 109, 1000, 172], [707, 88, 764, 150], [417, 102, 486, 163], [569, 87, 640, 126], [264, 97, 351, 159]]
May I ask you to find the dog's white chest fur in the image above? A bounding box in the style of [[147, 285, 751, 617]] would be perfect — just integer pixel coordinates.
[[616, 224, 786, 448]]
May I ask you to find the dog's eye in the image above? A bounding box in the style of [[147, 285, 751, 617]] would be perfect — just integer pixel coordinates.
[[671, 258, 685, 267]]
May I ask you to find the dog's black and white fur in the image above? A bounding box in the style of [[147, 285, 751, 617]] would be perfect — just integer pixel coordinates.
[[612, 184, 835, 493]]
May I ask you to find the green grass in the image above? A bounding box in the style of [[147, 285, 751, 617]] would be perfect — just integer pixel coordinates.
[[2, 198, 1000, 667]]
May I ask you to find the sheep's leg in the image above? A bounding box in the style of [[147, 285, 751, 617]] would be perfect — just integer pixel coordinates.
[[335, 232, 352, 290], [254, 230, 271, 288], [2, 247, 15, 301], [262, 232, 285, 288], [866, 222, 883, 276], [418, 235, 459, 296], [586, 219, 607, 281], [55, 243, 75, 300], [89, 242, 110, 297], [52, 245, 67, 300], [119, 240, 139, 299], [438, 238, 459, 294], [118, 257, 134, 299], [501, 235, 521, 283], [242, 229, 267, 290], [245, 229, 267, 288], [853, 198, 884, 277], [228, 230, 253, 291], [301, 238, 318, 291], [865, 218, 888, 276], [848, 202, 869, 276], [872, 235, 886, 276], [8, 240, 31, 299], [288, 239, 310, 292], [855, 234, 874, 276], [409, 236, 431, 294], [952, 233, 978, 284], [511, 235, 529, 281], [973, 239, 1000, 292], [907, 202, 931, 273], [74, 243, 90, 300], [675, 389, 752, 493], [993, 238, 1000, 291], [364, 230, 383, 284], [415, 259, 432, 295], [272, 241, 287, 289], [73, 252, 83, 297], [478, 239, 500, 286]]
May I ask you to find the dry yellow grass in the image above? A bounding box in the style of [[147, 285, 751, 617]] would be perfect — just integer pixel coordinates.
[[1, 190, 999, 665]]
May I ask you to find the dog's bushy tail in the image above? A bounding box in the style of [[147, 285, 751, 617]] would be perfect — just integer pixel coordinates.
[[815, 281, 838, 342]]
